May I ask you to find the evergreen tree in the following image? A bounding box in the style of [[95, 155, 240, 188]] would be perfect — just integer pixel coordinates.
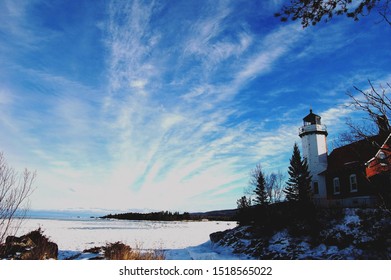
[[250, 164, 269, 206], [236, 196, 252, 225], [237, 196, 252, 209], [284, 143, 312, 202]]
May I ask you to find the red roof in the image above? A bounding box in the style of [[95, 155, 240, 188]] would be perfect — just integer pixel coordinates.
[[327, 135, 386, 173]]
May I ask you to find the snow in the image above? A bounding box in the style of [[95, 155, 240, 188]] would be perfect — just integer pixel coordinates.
[[213, 208, 389, 259], [344, 209, 361, 224], [16, 217, 241, 260], [335, 208, 361, 233], [268, 230, 290, 252], [165, 241, 249, 260]]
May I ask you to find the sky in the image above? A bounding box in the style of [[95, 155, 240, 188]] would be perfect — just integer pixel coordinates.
[[1, 0, 390, 213]]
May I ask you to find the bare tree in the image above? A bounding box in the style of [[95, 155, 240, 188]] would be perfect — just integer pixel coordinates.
[[0, 152, 36, 244], [245, 164, 285, 204], [265, 171, 286, 204], [345, 80, 391, 148], [342, 81, 391, 211]]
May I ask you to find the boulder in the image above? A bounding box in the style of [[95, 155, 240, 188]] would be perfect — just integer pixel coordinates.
[[209, 230, 226, 243], [0, 228, 58, 260]]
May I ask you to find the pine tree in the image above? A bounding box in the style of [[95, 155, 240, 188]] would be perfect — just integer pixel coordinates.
[[284, 143, 312, 202], [236, 196, 252, 209], [236, 196, 252, 225], [250, 164, 269, 206]]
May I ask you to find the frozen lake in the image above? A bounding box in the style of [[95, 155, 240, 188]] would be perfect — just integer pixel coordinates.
[[15, 217, 241, 259]]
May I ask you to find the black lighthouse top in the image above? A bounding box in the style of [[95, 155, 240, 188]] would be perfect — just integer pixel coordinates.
[[303, 109, 321, 125]]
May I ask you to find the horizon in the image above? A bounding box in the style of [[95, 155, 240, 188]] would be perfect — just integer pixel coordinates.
[[25, 207, 238, 219], [1, 0, 390, 212]]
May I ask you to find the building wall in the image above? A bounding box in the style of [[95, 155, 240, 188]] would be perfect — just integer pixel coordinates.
[[301, 128, 328, 199], [326, 165, 374, 200]]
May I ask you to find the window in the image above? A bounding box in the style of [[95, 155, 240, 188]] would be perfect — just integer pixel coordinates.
[[313, 181, 319, 194], [333, 177, 340, 194], [378, 151, 388, 166], [350, 174, 358, 192], [378, 151, 386, 160]]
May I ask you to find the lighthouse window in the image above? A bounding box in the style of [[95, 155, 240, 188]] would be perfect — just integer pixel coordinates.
[[350, 174, 358, 192], [333, 177, 340, 194]]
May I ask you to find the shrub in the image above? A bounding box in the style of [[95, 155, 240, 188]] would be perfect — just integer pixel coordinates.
[[103, 242, 165, 260]]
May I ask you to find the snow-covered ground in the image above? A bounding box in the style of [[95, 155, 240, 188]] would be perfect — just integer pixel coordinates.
[[212, 208, 391, 259], [16, 217, 242, 260]]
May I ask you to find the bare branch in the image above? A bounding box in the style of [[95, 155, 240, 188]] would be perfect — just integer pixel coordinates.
[[276, 0, 391, 28], [343, 80, 391, 142], [0, 152, 36, 244]]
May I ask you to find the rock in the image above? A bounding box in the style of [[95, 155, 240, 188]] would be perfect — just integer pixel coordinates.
[[6, 236, 35, 247], [5, 236, 22, 244], [0, 228, 58, 260], [209, 230, 226, 243], [209, 208, 391, 259]]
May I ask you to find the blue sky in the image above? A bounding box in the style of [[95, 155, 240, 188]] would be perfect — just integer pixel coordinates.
[[1, 0, 390, 213]]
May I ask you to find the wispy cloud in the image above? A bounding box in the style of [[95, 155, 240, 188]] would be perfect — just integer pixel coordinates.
[[0, 0, 42, 49], [1, 0, 389, 212]]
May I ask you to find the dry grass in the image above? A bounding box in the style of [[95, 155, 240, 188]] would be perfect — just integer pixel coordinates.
[[103, 242, 165, 260]]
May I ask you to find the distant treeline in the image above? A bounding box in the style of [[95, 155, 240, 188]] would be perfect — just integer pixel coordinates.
[[101, 210, 237, 221], [101, 211, 193, 221]]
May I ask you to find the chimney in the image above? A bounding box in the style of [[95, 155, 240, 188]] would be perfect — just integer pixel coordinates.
[[376, 115, 390, 137]]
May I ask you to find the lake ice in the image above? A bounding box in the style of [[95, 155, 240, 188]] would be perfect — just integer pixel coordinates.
[[15, 217, 242, 260]]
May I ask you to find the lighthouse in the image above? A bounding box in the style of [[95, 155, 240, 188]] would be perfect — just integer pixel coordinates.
[[299, 110, 328, 202]]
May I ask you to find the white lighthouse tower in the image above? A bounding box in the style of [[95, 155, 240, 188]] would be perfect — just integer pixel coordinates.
[[299, 110, 328, 203]]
